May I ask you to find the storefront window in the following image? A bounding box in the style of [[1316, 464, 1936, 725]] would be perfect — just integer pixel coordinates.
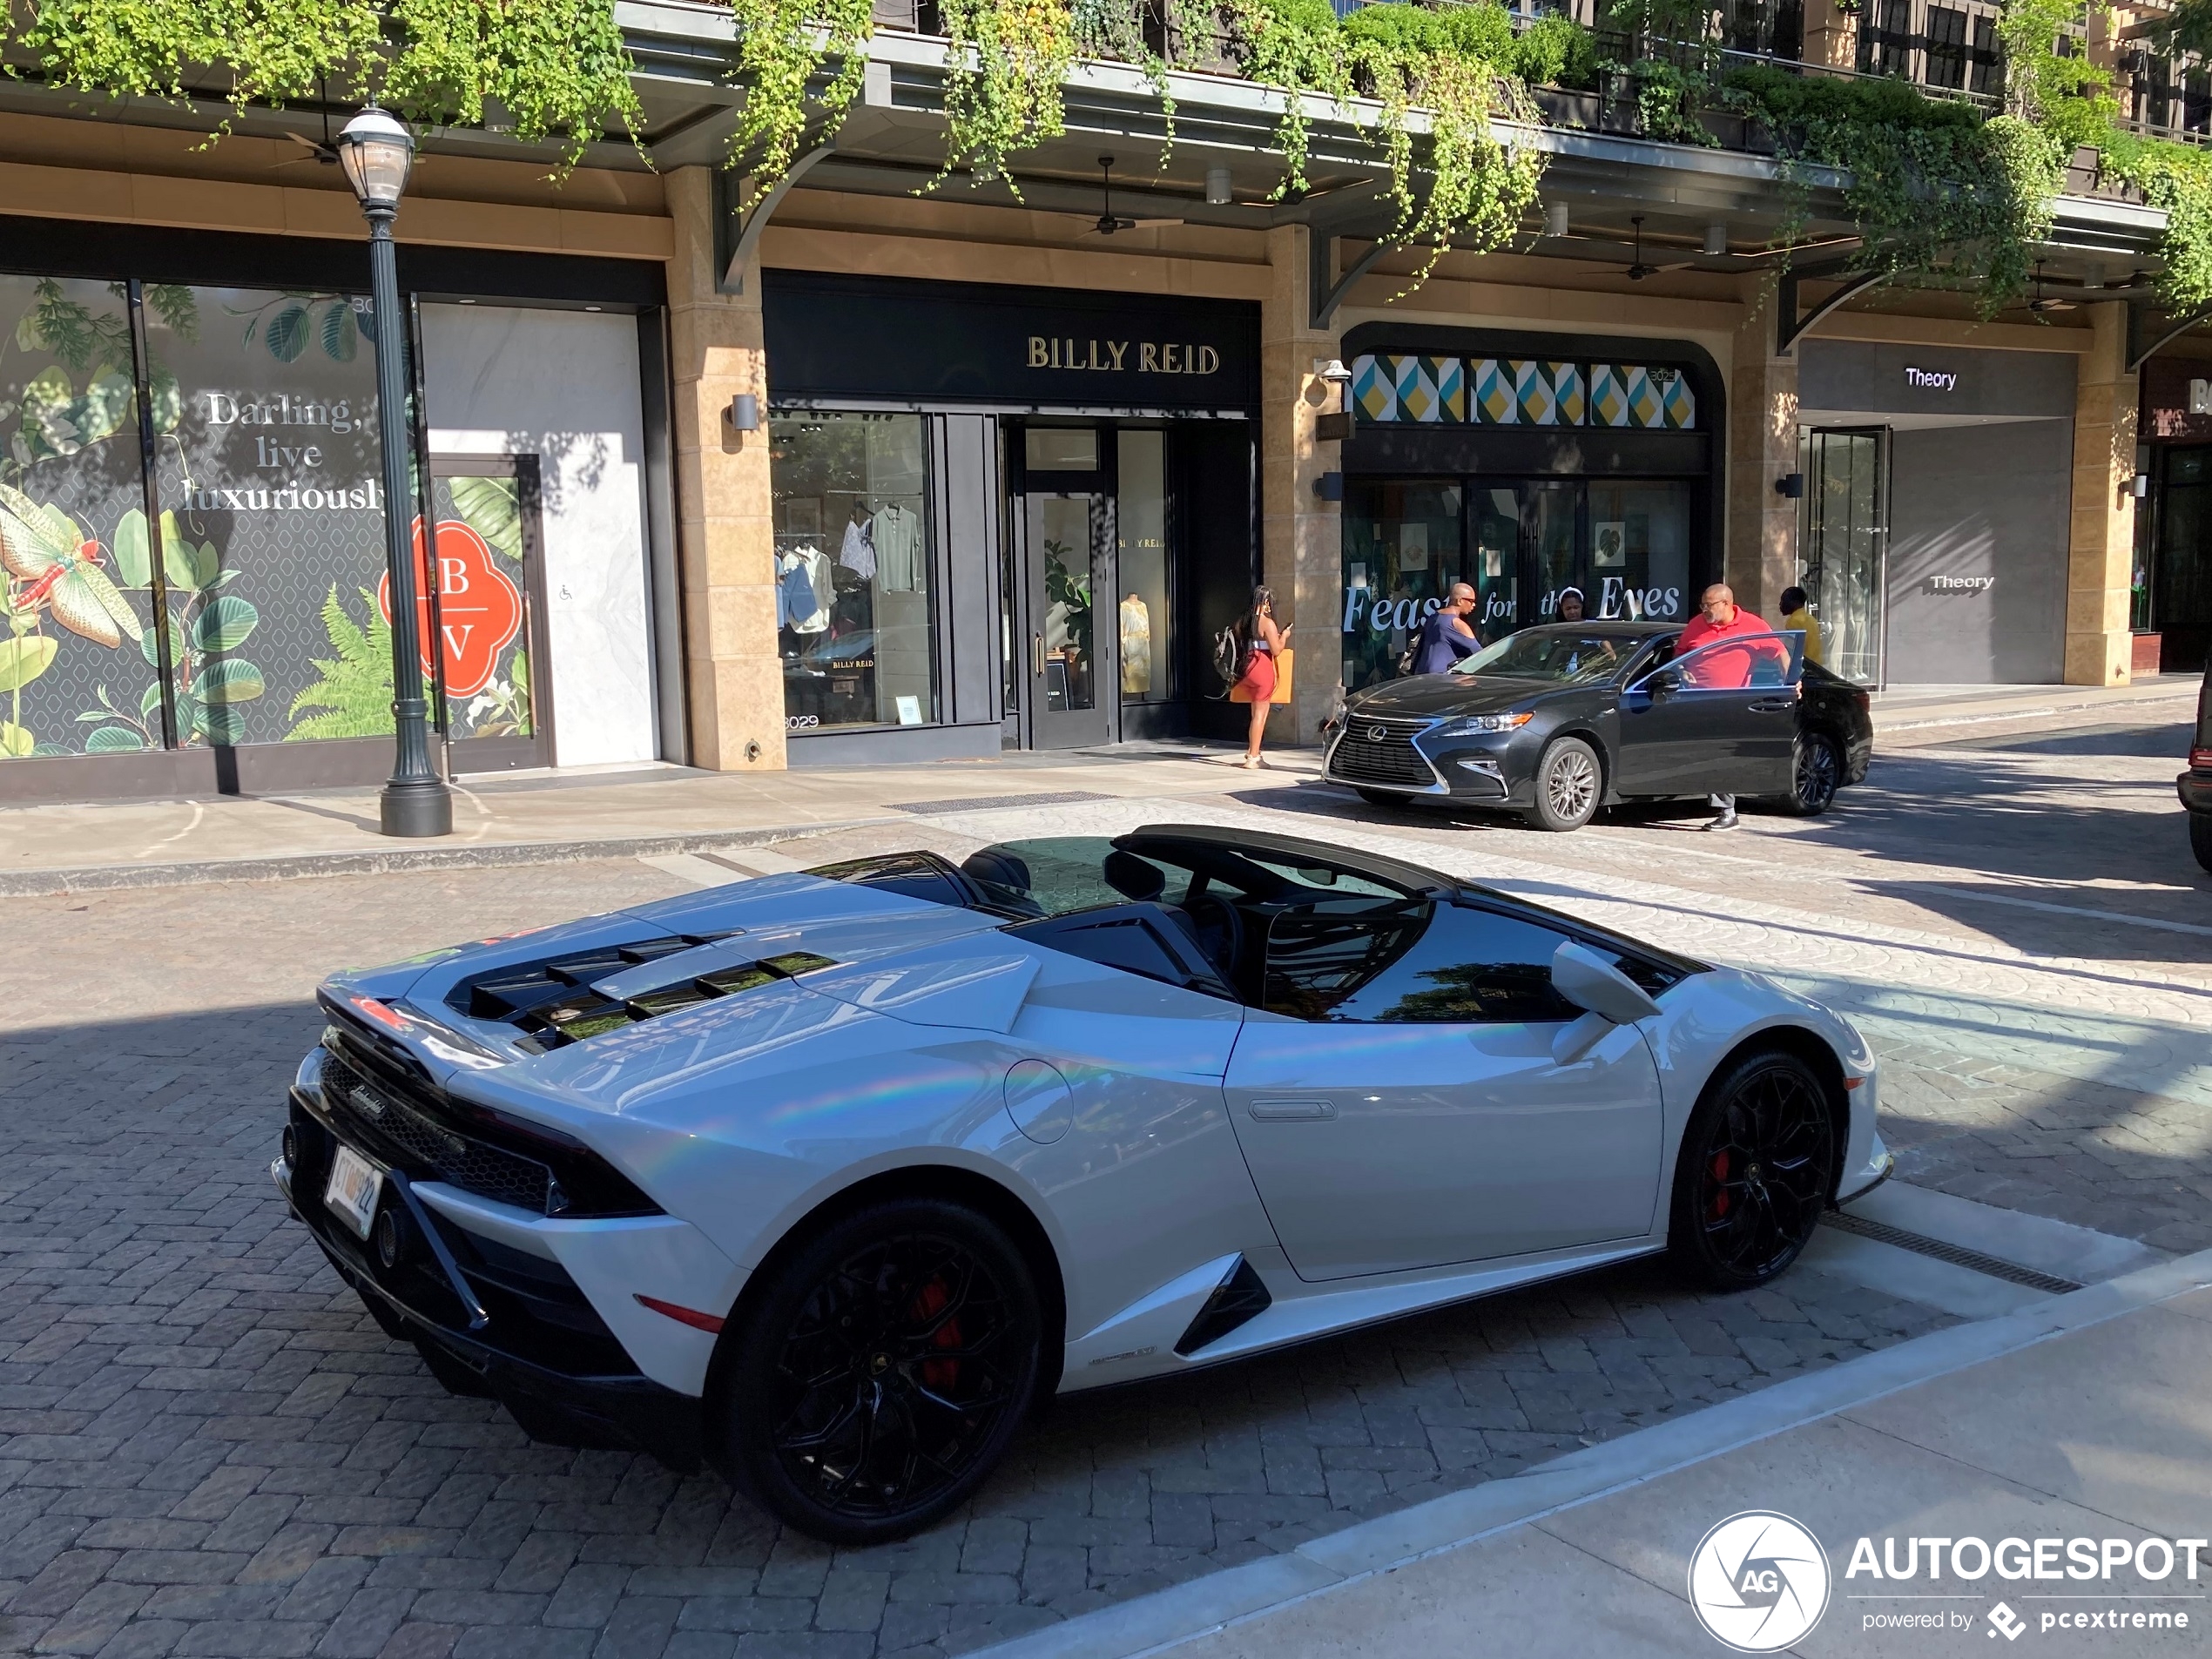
[[151, 285, 392, 748], [770, 411, 934, 732], [1345, 476, 1695, 693], [1470, 487, 1518, 641], [1583, 482, 1690, 624], [1342, 481, 1463, 693], [1116, 431, 1170, 704], [0, 278, 170, 759]]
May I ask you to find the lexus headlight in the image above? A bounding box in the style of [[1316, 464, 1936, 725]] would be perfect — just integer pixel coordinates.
[[1438, 711, 1533, 737]]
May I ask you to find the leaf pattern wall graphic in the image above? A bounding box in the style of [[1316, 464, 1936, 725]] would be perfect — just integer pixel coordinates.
[[288, 585, 395, 741]]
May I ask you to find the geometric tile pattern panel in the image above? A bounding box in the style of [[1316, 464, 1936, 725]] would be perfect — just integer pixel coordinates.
[[1352, 354, 1395, 422], [1472, 358, 1517, 423], [1353, 354, 1695, 428]]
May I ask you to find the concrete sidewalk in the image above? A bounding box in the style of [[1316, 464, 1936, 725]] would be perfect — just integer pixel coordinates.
[[980, 1249, 2212, 1659], [0, 674, 2194, 894], [0, 743, 1319, 894]]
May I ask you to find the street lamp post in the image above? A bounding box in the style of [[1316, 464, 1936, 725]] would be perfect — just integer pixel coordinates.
[[335, 105, 452, 839]]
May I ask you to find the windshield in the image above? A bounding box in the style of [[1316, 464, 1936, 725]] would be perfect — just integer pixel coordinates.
[[1455, 631, 1636, 685]]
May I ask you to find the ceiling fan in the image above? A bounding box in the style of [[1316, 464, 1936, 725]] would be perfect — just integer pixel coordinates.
[[1610, 215, 1700, 280], [273, 84, 341, 170], [2027, 262, 2076, 314], [1069, 156, 1184, 237]]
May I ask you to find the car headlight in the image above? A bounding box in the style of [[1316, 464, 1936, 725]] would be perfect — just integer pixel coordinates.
[[1437, 711, 1533, 737]]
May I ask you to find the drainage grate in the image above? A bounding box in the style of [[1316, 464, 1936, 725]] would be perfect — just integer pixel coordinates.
[[892, 791, 1111, 816], [1823, 1209, 2083, 1295]]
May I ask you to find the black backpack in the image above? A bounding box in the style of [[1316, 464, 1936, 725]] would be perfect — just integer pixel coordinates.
[[1210, 622, 1244, 696]]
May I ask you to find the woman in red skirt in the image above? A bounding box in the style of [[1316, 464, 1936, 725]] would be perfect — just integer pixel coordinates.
[[1236, 585, 1290, 769]]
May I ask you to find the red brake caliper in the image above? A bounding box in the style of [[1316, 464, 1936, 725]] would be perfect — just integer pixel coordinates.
[[910, 1278, 962, 1392], [1708, 1150, 1731, 1219]]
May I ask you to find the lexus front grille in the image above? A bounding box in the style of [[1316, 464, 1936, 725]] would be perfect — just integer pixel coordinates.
[[1330, 716, 1438, 788]]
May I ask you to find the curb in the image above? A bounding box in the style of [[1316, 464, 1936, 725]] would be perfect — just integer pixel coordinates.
[[1876, 688, 2195, 737], [969, 1244, 2212, 1659], [0, 817, 900, 898]]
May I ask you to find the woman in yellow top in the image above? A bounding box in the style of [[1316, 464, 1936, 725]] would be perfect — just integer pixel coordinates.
[[1779, 584, 1824, 667]]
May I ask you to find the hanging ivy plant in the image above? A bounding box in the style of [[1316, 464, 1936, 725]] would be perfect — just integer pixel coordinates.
[[14, 0, 2212, 319], [930, 0, 1078, 189], [12, 0, 638, 168], [723, 0, 875, 195]]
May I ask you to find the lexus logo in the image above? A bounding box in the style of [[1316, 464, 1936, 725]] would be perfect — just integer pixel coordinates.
[[1366, 725, 1388, 743]]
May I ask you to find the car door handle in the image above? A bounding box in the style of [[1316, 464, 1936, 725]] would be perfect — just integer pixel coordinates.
[[1248, 1098, 1336, 1121], [1749, 698, 1795, 712]]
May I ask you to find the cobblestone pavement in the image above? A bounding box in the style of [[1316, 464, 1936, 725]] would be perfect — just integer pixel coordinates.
[[3, 712, 2202, 1659]]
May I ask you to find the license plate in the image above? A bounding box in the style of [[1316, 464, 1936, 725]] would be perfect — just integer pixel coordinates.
[[323, 1143, 385, 1242]]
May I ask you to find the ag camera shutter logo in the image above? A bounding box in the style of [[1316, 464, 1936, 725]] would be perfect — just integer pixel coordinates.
[[1688, 1511, 1831, 1651]]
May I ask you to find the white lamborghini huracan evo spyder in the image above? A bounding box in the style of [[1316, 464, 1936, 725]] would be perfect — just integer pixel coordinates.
[[276, 825, 1888, 1542]]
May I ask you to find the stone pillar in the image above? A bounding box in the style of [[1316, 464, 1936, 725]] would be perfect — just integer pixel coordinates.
[[2065, 302, 2138, 686], [1727, 277, 1800, 617], [666, 166, 786, 770], [1799, 0, 1858, 71], [1259, 224, 1343, 747]]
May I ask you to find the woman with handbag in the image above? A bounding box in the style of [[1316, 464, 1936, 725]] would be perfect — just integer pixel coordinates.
[[1234, 586, 1290, 770]]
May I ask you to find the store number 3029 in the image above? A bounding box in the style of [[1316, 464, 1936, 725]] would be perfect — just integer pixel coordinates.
[[786, 714, 820, 732]]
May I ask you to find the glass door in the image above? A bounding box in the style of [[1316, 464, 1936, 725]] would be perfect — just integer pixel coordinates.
[[416, 455, 550, 773], [1018, 493, 1113, 747], [1800, 428, 1887, 684], [1525, 481, 1581, 624]]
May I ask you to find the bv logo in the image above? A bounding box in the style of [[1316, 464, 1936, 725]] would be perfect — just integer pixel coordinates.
[[1989, 1602, 2027, 1642], [1688, 1511, 1831, 1652]]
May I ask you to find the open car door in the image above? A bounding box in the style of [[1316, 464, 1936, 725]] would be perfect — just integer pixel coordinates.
[[1614, 630, 1805, 799]]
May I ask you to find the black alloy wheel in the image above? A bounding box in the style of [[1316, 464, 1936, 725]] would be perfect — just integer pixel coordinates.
[[1527, 736, 1602, 832], [715, 1199, 1042, 1543], [1669, 1049, 1836, 1290], [1784, 732, 1842, 816]]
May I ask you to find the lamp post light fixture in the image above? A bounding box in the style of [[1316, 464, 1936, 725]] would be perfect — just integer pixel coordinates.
[[336, 105, 452, 839]]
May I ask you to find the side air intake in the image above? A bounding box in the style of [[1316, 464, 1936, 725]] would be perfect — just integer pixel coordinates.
[[1173, 1257, 1272, 1356]]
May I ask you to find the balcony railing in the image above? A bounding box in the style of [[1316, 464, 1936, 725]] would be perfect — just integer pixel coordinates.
[[859, 0, 2200, 192]]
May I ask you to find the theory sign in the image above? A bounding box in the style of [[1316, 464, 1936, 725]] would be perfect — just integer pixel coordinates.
[[1904, 367, 1958, 390], [377, 519, 524, 698]]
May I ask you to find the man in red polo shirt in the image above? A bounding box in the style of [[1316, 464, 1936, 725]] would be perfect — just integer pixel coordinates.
[[1674, 583, 1770, 831]]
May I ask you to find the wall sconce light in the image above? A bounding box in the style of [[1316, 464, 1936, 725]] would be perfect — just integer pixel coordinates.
[[1545, 199, 1569, 238], [1205, 166, 1233, 206], [1703, 223, 1729, 257], [1775, 473, 1805, 498], [1313, 470, 1345, 502], [1313, 359, 1355, 442], [728, 393, 761, 432], [2134, 472, 2152, 499]]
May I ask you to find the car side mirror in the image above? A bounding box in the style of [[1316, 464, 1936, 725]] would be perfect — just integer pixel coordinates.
[[1549, 942, 1664, 1064], [1550, 941, 1663, 1026], [1644, 669, 1681, 700]]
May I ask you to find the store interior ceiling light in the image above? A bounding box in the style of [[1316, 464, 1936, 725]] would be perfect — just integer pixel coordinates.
[[1703, 222, 1728, 256], [1545, 199, 1569, 238], [1205, 166, 1232, 206]]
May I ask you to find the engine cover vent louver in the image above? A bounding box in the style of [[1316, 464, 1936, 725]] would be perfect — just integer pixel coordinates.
[[448, 936, 840, 1052]]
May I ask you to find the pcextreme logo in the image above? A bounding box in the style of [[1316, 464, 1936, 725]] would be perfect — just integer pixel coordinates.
[[1688, 1511, 1832, 1651]]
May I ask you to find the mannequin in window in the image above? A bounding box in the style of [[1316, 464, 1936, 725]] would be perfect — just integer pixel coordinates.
[[1120, 593, 1151, 695]]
